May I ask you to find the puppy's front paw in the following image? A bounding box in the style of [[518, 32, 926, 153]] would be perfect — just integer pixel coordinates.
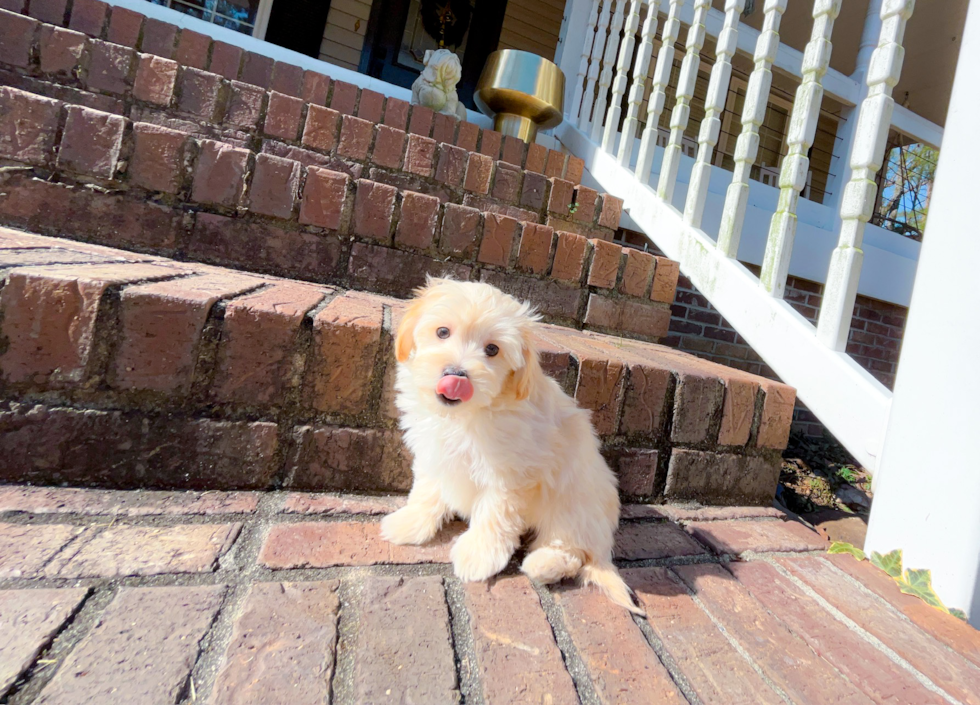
[[380, 506, 439, 545], [450, 529, 512, 582]]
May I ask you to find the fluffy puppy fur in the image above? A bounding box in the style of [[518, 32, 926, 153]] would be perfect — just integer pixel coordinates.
[[380, 278, 641, 613]]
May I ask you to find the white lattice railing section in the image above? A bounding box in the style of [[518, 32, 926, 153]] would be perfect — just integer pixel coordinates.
[[555, 0, 929, 474]]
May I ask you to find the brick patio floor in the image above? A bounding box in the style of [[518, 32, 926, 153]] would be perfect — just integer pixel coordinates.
[[1, 485, 978, 704]]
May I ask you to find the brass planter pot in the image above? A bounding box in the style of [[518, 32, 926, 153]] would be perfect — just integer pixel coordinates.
[[474, 50, 565, 143]]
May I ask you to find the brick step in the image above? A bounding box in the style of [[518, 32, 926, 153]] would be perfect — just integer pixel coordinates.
[[0, 227, 794, 504], [0, 82, 676, 340]]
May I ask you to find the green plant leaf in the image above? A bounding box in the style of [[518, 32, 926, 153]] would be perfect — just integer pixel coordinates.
[[828, 541, 866, 561], [869, 549, 903, 578], [899, 569, 948, 611], [950, 608, 968, 621]]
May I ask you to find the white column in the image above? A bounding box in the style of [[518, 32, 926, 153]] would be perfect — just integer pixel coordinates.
[[558, 0, 598, 119], [864, 0, 980, 626]]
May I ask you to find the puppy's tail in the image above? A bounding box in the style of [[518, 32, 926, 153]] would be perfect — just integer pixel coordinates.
[[581, 560, 645, 616]]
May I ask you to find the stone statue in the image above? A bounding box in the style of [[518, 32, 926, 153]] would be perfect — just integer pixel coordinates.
[[411, 49, 467, 120]]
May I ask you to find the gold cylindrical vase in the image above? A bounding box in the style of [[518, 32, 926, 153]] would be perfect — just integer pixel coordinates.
[[474, 50, 565, 143]]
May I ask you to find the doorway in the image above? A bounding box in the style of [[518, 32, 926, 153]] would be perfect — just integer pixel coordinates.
[[264, 0, 333, 58]]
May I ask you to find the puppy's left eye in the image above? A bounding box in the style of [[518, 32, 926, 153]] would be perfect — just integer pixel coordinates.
[[484, 344, 499, 357], [436, 327, 450, 339]]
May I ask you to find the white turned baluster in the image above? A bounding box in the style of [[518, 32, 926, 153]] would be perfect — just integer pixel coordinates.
[[571, 0, 603, 123], [683, 0, 744, 226], [717, 0, 787, 257], [817, 0, 915, 350], [657, 0, 711, 202], [602, 0, 641, 152], [617, 0, 660, 165], [591, 0, 628, 142], [759, 0, 842, 298], [580, 0, 615, 131], [636, 0, 685, 184]]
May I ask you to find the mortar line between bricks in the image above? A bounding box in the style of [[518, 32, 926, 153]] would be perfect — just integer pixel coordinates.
[[442, 576, 484, 705], [762, 556, 961, 705], [630, 611, 702, 705], [330, 573, 363, 705], [666, 566, 796, 705], [531, 581, 601, 705]]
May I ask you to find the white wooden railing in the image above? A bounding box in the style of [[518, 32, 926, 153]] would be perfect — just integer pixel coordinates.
[[554, 0, 935, 476]]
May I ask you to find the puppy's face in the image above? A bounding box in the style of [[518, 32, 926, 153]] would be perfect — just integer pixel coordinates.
[[396, 279, 540, 413]]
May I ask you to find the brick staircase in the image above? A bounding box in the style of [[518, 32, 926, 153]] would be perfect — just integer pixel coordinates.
[[0, 0, 796, 506]]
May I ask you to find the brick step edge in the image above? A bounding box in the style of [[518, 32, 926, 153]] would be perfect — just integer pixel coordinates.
[[0, 87, 676, 341], [0, 228, 795, 504], [0, 3, 586, 183]]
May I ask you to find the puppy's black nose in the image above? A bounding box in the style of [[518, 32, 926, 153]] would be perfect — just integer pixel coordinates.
[[442, 367, 467, 378]]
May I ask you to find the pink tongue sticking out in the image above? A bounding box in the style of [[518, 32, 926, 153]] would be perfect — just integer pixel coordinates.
[[436, 375, 474, 402]]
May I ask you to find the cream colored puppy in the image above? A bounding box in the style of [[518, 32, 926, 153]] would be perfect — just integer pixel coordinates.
[[380, 278, 641, 613]]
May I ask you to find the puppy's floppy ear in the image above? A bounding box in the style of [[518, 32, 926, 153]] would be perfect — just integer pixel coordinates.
[[395, 297, 426, 363], [511, 329, 543, 402]]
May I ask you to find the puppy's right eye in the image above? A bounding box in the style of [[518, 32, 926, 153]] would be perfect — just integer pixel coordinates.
[[436, 327, 450, 339]]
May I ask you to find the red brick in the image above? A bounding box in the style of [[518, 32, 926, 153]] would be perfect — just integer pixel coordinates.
[[757, 381, 796, 448], [633, 505, 787, 522], [687, 519, 825, 555], [209, 41, 242, 79], [106, 6, 142, 46], [46, 523, 240, 578], [33, 586, 225, 704], [270, 60, 303, 97], [353, 179, 397, 242], [556, 584, 685, 703], [132, 54, 177, 105], [349, 243, 472, 297], [477, 213, 518, 267], [404, 133, 436, 176], [626, 567, 785, 705], [464, 576, 577, 704], [302, 71, 330, 104], [282, 492, 405, 515], [671, 369, 724, 444], [573, 355, 625, 435], [69, 0, 108, 36], [0, 87, 61, 165], [428, 111, 453, 144], [175, 28, 210, 69], [300, 104, 339, 152], [177, 67, 222, 120], [598, 193, 624, 229], [479, 128, 501, 159], [733, 561, 946, 704], [0, 588, 89, 694], [565, 155, 585, 183], [0, 523, 83, 578], [260, 521, 460, 568], [130, 122, 186, 193], [614, 522, 705, 560], [38, 26, 86, 75], [248, 153, 300, 219], [408, 104, 433, 136], [225, 80, 264, 129], [463, 151, 493, 193], [329, 79, 357, 114], [516, 222, 554, 275], [525, 142, 547, 173], [665, 449, 780, 505], [650, 256, 679, 303], [241, 51, 274, 87], [111, 272, 260, 393], [298, 166, 349, 230], [571, 185, 598, 224], [57, 105, 125, 178], [498, 134, 523, 166], [192, 140, 249, 206], [545, 148, 565, 178], [434, 142, 467, 186], [0, 485, 259, 515], [615, 448, 659, 495], [549, 231, 588, 284], [355, 577, 458, 703], [85, 39, 134, 94], [337, 113, 373, 159], [263, 91, 303, 141], [303, 292, 384, 414], [520, 170, 549, 210], [395, 190, 440, 249], [718, 377, 757, 446], [455, 120, 479, 151], [620, 363, 671, 436], [440, 203, 481, 258], [211, 582, 340, 705], [622, 300, 671, 338], [140, 18, 177, 58], [620, 248, 655, 298], [355, 87, 383, 122], [588, 239, 622, 289], [382, 96, 409, 130], [371, 124, 406, 168], [546, 178, 573, 215], [780, 556, 980, 705]]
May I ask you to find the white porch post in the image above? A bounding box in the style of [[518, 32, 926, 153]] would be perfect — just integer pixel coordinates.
[[555, 0, 596, 119], [822, 0, 882, 213], [864, 0, 980, 626]]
